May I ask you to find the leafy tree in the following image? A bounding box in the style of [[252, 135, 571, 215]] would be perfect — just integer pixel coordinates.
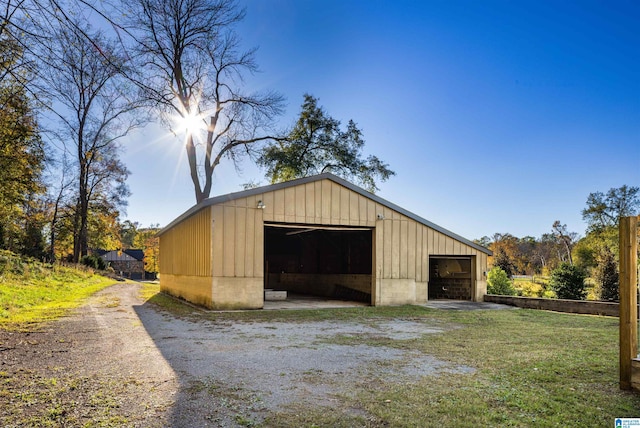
[[87, 210, 122, 252], [571, 235, 598, 271], [594, 247, 618, 301], [491, 247, 515, 278], [259, 94, 395, 193], [582, 185, 640, 233], [133, 226, 160, 275], [0, 41, 45, 253], [125, 0, 284, 203], [474, 236, 491, 249], [550, 263, 587, 300], [119, 220, 140, 249], [487, 267, 516, 295], [19, 195, 47, 260]]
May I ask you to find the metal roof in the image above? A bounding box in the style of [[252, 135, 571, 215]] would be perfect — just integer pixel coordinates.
[[98, 249, 145, 261], [158, 173, 492, 255]]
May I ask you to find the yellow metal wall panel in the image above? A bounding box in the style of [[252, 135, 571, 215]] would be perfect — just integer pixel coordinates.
[[295, 185, 306, 222], [314, 181, 322, 220], [358, 195, 367, 225], [367, 200, 376, 223], [223, 205, 236, 277], [414, 225, 423, 282], [330, 182, 340, 223], [436, 232, 445, 254], [350, 191, 360, 222], [212, 205, 224, 277], [374, 224, 383, 305], [245, 206, 255, 278], [447, 236, 454, 253], [284, 186, 295, 220], [322, 181, 331, 219], [391, 219, 400, 278], [422, 227, 429, 281], [159, 207, 212, 277], [340, 186, 350, 221], [262, 192, 274, 219], [161, 274, 213, 307], [383, 219, 392, 278], [274, 189, 285, 222], [400, 220, 408, 278], [235, 207, 246, 277], [305, 182, 315, 220], [407, 221, 416, 279], [210, 198, 267, 279], [255, 209, 263, 277]]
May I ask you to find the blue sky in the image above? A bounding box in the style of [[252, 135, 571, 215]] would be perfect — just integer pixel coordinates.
[[121, 0, 639, 240]]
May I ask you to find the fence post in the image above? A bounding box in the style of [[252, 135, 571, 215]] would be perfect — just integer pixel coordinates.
[[619, 216, 638, 390]]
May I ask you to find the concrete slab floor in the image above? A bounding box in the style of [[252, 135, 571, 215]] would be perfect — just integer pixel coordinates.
[[263, 293, 368, 310]]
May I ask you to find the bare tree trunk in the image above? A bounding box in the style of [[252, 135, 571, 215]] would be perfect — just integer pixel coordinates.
[[49, 193, 61, 262], [185, 133, 204, 203]]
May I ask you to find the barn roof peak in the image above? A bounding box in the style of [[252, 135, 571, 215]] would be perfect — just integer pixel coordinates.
[[158, 173, 491, 255]]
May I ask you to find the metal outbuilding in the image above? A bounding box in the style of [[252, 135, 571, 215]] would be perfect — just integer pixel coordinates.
[[158, 173, 492, 310]]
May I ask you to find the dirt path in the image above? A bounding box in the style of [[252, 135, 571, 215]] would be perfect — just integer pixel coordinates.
[[1, 282, 478, 427], [1, 282, 178, 427]]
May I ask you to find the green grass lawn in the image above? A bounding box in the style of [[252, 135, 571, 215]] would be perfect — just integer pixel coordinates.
[[0, 251, 116, 330], [143, 284, 640, 427]]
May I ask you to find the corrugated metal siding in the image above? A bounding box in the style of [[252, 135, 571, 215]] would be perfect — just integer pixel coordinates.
[[205, 180, 487, 283], [159, 207, 211, 276], [211, 194, 263, 278], [260, 180, 379, 226]]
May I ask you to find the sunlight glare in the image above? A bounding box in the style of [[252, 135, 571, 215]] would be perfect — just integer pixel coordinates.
[[174, 110, 207, 137]]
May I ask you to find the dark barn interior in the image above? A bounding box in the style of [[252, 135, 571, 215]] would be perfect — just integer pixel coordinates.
[[428, 256, 472, 300], [264, 225, 373, 303]]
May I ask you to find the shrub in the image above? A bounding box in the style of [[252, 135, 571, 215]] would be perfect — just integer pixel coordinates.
[[81, 254, 107, 271], [487, 267, 516, 295], [0, 250, 24, 275], [550, 263, 587, 300], [516, 280, 544, 297]]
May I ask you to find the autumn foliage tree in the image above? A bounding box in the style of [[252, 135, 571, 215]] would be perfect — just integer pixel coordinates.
[[0, 39, 45, 253], [133, 227, 160, 275]]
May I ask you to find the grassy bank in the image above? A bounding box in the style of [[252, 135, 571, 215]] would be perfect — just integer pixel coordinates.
[[0, 250, 115, 330], [143, 283, 640, 427]]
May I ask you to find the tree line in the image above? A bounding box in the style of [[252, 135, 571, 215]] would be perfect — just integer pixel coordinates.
[[480, 185, 639, 300], [0, 0, 393, 264]]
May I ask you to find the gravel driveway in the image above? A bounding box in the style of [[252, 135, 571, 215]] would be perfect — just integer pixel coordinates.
[[1, 282, 478, 427]]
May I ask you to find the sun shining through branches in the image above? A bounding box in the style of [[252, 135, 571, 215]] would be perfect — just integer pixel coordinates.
[[173, 109, 208, 142], [129, 0, 285, 203]]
